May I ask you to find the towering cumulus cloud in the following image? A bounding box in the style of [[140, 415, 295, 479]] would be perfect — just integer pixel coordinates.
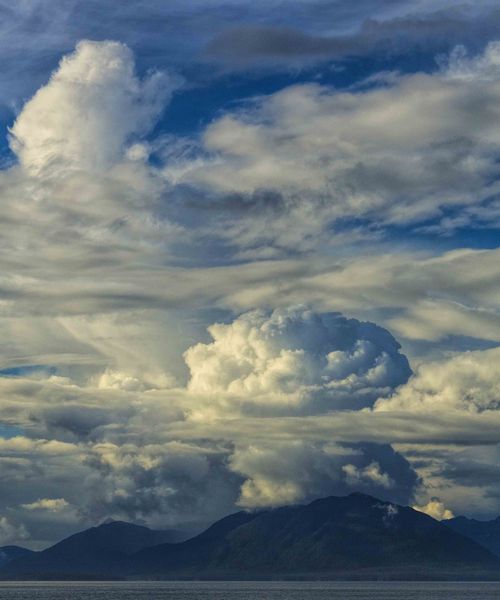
[[185, 306, 411, 415], [182, 307, 417, 508], [9, 40, 177, 175]]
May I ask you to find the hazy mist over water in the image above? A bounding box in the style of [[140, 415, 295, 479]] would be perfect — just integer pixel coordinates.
[[1, 581, 500, 600]]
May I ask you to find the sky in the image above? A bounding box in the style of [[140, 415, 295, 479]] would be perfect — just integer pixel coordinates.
[[0, 0, 500, 548]]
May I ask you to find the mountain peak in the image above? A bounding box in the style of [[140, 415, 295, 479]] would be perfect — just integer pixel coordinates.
[[97, 519, 145, 529], [129, 493, 500, 580]]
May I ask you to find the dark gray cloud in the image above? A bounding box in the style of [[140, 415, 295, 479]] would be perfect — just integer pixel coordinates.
[[346, 442, 420, 505], [205, 6, 500, 66], [229, 440, 419, 508], [206, 26, 357, 61], [82, 442, 242, 528]]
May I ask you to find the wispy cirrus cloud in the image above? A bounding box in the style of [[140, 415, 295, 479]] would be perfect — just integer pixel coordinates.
[[168, 42, 500, 253]]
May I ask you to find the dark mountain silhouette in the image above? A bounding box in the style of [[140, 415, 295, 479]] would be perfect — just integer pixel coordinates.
[[2, 520, 187, 578], [3, 494, 500, 580], [0, 546, 34, 568], [129, 493, 500, 579], [445, 516, 500, 558]]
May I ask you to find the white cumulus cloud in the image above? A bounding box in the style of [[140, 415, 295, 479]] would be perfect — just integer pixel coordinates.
[[375, 347, 500, 413], [413, 498, 454, 521], [184, 306, 411, 416], [21, 498, 70, 513], [10, 40, 180, 176]]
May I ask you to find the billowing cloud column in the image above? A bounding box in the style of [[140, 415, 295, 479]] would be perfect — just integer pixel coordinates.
[[183, 306, 417, 508], [10, 40, 179, 175], [184, 306, 412, 416]]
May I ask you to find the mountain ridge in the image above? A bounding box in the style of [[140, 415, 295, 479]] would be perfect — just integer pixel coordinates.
[[0, 546, 34, 568], [2, 520, 188, 578], [445, 515, 500, 558], [129, 492, 500, 579], [4, 493, 500, 580]]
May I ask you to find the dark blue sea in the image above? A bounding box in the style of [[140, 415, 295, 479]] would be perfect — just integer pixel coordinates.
[[0, 581, 499, 599]]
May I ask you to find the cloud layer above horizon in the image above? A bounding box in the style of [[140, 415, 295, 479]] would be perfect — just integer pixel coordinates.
[[0, 4, 499, 548]]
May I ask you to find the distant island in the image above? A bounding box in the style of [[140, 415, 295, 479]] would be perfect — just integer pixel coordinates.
[[2, 492, 500, 581]]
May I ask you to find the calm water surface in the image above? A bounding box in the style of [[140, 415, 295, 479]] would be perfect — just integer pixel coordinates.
[[0, 581, 499, 600]]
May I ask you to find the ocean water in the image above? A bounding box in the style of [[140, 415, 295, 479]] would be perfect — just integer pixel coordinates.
[[0, 581, 500, 600]]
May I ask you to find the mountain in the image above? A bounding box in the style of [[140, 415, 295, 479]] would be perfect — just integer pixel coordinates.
[[4, 494, 500, 580], [445, 516, 500, 558], [130, 494, 500, 578], [0, 546, 34, 568], [2, 520, 187, 579], [129, 493, 500, 580]]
